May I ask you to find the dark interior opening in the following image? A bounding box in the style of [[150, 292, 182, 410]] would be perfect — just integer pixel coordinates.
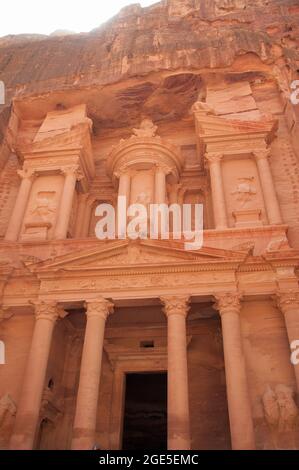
[[122, 372, 167, 450]]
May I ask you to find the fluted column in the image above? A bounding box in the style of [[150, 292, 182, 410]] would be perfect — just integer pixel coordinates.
[[253, 150, 282, 225], [205, 153, 228, 229], [5, 169, 35, 241], [161, 295, 191, 450], [74, 193, 89, 238], [214, 293, 255, 450], [71, 298, 114, 450], [9, 302, 60, 449], [276, 291, 299, 393], [54, 165, 82, 240]]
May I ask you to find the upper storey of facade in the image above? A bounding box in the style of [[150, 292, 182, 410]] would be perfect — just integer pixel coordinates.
[[0, 0, 298, 258]]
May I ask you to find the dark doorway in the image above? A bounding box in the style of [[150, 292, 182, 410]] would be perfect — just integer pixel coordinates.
[[122, 372, 167, 450]]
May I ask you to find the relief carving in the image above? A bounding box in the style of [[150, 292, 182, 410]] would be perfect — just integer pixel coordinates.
[[262, 384, 299, 449], [266, 237, 290, 252], [22, 191, 57, 241], [0, 394, 17, 449], [231, 177, 257, 208], [29, 191, 57, 224]]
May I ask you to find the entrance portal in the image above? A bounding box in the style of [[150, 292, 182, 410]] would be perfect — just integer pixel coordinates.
[[122, 372, 167, 450]]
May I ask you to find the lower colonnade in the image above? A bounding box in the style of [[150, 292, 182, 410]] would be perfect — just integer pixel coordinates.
[[7, 288, 299, 451]]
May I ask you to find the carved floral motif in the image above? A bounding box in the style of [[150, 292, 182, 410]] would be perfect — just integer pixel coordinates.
[[213, 292, 242, 316], [160, 295, 190, 318], [34, 301, 61, 322], [85, 297, 114, 320]]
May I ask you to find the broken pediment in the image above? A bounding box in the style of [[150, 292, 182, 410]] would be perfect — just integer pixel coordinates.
[[193, 103, 277, 137], [26, 239, 246, 273]]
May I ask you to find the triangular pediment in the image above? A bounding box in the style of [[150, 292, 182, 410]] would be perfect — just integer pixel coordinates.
[[26, 239, 246, 273]]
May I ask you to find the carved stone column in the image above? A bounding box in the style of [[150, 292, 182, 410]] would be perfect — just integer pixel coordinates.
[[9, 302, 60, 449], [276, 291, 299, 393], [80, 197, 94, 238], [214, 293, 255, 450], [71, 298, 114, 450], [167, 183, 182, 204], [54, 166, 81, 240], [74, 193, 89, 238], [5, 169, 35, 241], [253, 150, 282, 225], [161, 295, 191, 450], [205, 153, 228, 229], [118, 170, 131, 204], [155, 164, 168, 204]]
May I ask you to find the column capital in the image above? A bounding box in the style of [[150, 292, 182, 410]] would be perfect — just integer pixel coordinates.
[[213, 292, 242, 316], [205, 153, 223, 164], [252, 149, 271, 161], [115, 165, 133, 179], [155, 163, 173, 175], [160, 295, 190, 318], [85, 297, 114, 320], [17, 168, 35, 181], [61, 165, 83, 180], [34, 301, 62, 323], [275, 290, 299, 314]]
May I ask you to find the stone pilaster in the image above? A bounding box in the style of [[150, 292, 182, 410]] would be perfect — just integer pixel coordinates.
[[5, 169, 35, 242]]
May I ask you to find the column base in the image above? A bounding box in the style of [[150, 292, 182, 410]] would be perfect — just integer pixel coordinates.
[[71, 428, 97, 450]]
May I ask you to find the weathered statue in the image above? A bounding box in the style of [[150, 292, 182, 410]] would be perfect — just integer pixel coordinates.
[[262, 384, 299, 449], [132, 119, 158, 138]]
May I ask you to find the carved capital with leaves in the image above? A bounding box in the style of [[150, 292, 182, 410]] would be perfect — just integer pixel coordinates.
[[213, 292, 242, 316], [160, 295, 190, 318], [85, 297, 114, 320]]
